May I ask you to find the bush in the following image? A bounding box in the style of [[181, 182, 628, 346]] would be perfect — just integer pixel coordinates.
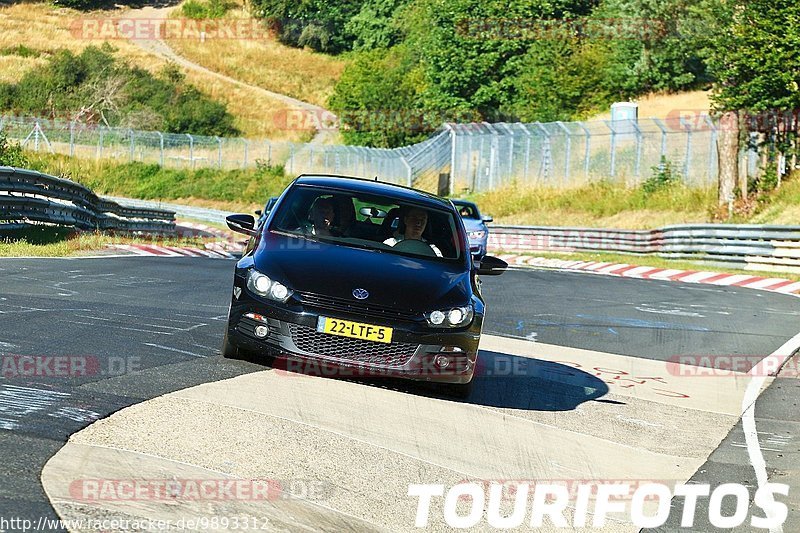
[[642, 157, 680, 194], [0, 46, 238, 137], [0, 133, 30, 168], [181, 0, 236, 20]]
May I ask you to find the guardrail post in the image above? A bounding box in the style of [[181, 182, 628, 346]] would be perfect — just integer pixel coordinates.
[[186, 134, 194, 169], [216, 136, 222, 169]]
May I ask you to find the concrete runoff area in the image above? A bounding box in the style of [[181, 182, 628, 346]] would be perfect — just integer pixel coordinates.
[[42, 335, 772, 531]]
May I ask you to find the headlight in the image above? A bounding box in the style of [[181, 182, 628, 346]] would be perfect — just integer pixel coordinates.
[[469, 230, 486, 239], [425, 305, 473, 328], [247, 269, 293, 302]]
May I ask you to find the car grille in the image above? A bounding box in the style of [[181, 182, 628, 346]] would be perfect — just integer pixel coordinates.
[[296, 291, 418, 322], [288, 323, 417, 367]]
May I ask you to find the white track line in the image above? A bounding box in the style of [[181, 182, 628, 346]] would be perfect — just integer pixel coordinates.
[[742, 331, 800, 533]]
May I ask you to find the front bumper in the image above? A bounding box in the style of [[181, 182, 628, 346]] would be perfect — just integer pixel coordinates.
[[227, 286, 482, 384]]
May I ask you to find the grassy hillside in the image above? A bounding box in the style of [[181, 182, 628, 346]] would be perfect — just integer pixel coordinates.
[[0, 2, 330, 140]]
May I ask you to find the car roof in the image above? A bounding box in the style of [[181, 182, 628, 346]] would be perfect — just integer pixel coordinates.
[[452, 199, 479, 210], [293, 174, 453, 210]]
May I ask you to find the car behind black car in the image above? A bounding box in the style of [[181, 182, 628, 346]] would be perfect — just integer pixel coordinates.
[[223, 175, 505, 391]]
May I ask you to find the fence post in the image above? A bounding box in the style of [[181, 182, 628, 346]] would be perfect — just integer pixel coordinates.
[[289, 144, 294, 174], [578, 122, 591, 179], [704, 114, 718, 185], [653, 118, 668, 160], [683, 119, 692, 181], [69, 121, 75, 157], [157, 131, 164, 167], [187, 134, 194, 169], [556, 121, 571, 184], [533, 122, 550, 181], [519, 124, 532, 183], [445, 123, 457, 195], [129, 129, 135, 162], [401, 156, 412, 186], [484, 123, 498, 190], [97, 129, 104, 160], [631, 120, 643, 182], [604, 120, 617, 178], [216, 136, 222, 169], [242, 138, 249, 168]]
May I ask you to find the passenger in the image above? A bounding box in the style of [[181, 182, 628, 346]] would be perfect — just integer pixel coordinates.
[[332, 195, 356, 235], [383, 206, 443, 257], [305, 197, 336, 237]]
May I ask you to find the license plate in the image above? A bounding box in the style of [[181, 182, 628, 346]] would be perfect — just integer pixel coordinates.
[[316, 316, 393, 344]]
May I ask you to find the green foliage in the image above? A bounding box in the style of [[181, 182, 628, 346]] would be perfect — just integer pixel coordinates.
[[0, 133, 30, 168], [0, 45, 238, 137], [708, 0, 800, 113], [251, 0, 367, 53], [0, 45, 43, 58], [181, 0, 236, 20], [642, 157, 680, 194]]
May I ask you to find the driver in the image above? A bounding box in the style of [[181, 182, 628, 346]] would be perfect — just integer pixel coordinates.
[[383, 206, 443, 257], [304, 197, 336, 237]]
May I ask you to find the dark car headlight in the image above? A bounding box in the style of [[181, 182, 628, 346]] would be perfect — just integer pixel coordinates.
[[424, 305, 474, 328], [468, 230, 486, 240], [247, 269, 293, 303]]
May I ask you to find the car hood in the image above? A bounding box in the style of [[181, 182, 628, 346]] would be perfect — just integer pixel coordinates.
[[254, 233, 471, 311], [462, 219, 487, 233]]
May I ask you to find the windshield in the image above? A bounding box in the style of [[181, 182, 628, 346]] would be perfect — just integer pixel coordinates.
[[454, 202, 481, 220], [269, 185, 463, 261]]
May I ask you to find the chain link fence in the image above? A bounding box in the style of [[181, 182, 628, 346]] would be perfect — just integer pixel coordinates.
[[1, 114, 752, 192]]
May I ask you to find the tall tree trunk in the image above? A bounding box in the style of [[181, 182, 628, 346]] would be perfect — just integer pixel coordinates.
[[717, 111, 739, 209]]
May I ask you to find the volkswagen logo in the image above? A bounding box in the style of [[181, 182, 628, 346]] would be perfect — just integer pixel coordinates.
[[352, 288, 369, 300]]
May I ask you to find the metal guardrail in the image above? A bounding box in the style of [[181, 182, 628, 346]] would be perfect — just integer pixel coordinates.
[[488, 224, 800, 271], [0, 167, 176, 234]]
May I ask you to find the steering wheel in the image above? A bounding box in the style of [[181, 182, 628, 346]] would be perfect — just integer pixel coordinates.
[[392, 239, 437, 257]]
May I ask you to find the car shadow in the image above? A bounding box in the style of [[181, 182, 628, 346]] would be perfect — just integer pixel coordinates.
[[256, 349, 609, 411], [411, 350, 610, 411]]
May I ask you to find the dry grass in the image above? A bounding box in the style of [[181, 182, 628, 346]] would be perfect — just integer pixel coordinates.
[[0, 3, 312, 140], [590, 90, 712, 121], [165, 2, 346, 109], [0, 54, 48, 82]]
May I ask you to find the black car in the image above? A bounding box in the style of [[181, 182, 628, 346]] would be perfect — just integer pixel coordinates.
[[222, 175, 506, 391]]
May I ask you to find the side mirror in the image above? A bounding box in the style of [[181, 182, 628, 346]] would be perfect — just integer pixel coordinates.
[[477, 255, 507, 276], [482, 215, 493, 223], [254, 209, 262, 216], [359, 206, 387, 219], [226, 214, 257, 236]]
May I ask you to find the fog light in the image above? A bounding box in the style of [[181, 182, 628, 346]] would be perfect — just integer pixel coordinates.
[[254, 325, 269, 338], [434, 354, 451, 368]]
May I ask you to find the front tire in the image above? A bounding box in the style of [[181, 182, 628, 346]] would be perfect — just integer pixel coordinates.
[[221, 328, 241, 359]]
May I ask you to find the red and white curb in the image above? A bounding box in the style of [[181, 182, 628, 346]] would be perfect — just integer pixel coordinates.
[[498, 255, 800, 296], [109, 244, 234, 259]]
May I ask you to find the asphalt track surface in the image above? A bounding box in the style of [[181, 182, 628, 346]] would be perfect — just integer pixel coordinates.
[[0, 257, 798, 531]]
